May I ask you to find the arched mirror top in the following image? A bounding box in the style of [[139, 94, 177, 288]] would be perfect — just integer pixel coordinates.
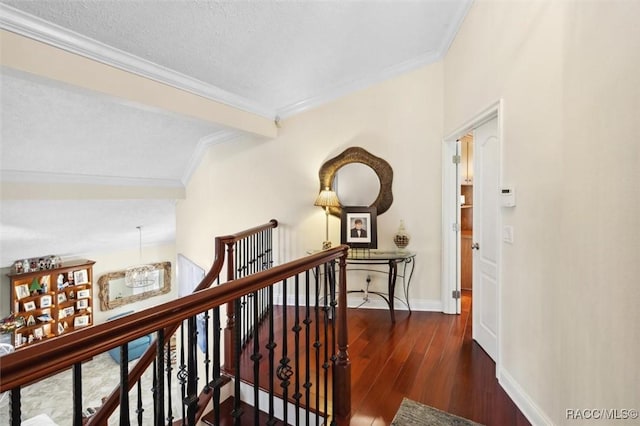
[[318, 146, 393, 217]]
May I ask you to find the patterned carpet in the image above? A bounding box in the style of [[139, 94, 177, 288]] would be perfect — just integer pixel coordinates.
[[0, 352, 182, 425], [392, 398, 483, 426]]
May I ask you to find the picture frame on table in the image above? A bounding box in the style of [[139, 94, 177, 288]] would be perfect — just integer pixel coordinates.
[[40, 294, 52, 308], [341, 206, 378, 249], [23, 300, 36, 312], [74, 315, 89, 328], [73, 269, 89, 285]]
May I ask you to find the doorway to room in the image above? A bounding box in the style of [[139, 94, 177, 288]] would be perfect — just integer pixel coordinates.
[[442, 102, 502, 364]]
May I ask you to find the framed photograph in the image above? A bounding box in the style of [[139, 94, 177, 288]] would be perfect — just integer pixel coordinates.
[[74, 315, 89, 328], [33, 327, 44, 339], [23, 300, 36, 312], [16, 284, 30, 300], [40, 295, 52, 308], [341, 206, 378, 249], [57, 293, 67, 304], [73, 269, 89, 285], [76, 299, 88, 310], [57, 322, 65, 334], [64, 306, 75, 317], [77, 289, 90, 299]]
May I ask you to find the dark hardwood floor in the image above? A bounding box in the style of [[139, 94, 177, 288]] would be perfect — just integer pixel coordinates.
[[232, 290, 530, 425], [345, 290, 530, 426]]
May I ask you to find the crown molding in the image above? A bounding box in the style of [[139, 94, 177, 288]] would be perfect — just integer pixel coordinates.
[[1, 169, 184, 188], [181, 130, 243, 185], [438, 0, 474, 57], [276, 49, 442, 119], [0, 4, 276, 120]]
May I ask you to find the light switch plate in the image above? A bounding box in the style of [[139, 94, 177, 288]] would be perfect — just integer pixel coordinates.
[[503, 225, 514, 244]]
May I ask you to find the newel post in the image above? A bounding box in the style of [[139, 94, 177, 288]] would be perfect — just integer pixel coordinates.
[[335, 252, 351, 422], [223, 242, 236, 372]]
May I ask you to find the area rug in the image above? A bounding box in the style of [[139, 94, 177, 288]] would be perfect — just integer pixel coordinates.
[[391, 398, 483, 426]]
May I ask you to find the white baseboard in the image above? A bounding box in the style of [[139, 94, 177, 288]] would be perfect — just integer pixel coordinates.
[[498, 367, 554, 426], [275, 292, 443, 312]]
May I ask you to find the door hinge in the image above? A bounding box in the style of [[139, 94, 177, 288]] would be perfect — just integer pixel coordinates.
[[452, 290, 461, 299], [452, 155, 461, 164], [452, 222, 460, 232]]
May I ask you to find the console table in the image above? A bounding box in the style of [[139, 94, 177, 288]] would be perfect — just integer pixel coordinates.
[[308, 249, 416, 323], [346, 249, 416, 323]]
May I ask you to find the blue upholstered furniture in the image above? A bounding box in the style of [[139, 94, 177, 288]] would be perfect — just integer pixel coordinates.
[[106, 311, 152, 363]]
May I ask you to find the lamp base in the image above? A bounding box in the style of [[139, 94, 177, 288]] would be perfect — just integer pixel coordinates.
[[322, 241, 332, 250]]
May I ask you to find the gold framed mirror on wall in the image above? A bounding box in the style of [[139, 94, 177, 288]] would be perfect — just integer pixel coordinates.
[[98, 261, 171, 310], [318, 146, 394, 217]]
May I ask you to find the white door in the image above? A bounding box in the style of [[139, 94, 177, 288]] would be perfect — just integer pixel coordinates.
[[472, 117, 500, 361]]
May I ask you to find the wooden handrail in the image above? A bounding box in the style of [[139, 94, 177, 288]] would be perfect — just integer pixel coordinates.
[[0, 245, 347, 392]]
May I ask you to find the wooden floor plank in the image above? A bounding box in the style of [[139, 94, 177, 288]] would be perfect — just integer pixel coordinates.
[[230, 290, 530, 425]]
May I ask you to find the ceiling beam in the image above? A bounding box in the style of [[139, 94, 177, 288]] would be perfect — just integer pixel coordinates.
[[0, 29, 278, 139]]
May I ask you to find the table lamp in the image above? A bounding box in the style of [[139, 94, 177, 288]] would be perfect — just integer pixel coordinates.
[[314, 187, 341, 249]]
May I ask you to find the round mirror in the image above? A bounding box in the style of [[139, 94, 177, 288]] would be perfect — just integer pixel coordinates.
[[318, 146, 393, 217], [334, 163, 381, 206]]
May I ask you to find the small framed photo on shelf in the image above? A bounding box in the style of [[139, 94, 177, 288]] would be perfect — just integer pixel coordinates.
[[76, 299, 88, 310], [57, 293, 67, 304], [16, 284, 30, 300], [341, 206, 378, 249], [23, 300, 36, 312], [74, 315, 89, 328], [77, 289, 90, 299], [64, 306, 75, 317], [40, 295, 52, 308], [73, 269, 89, 285], [33, 327, 44, 340], [57, 322, 65, 334]]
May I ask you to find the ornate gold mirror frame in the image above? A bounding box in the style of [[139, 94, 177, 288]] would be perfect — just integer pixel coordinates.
[[98, 261, 171, 310], [319, 146, 394, 217]]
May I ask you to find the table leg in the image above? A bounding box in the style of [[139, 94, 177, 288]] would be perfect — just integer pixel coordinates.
[[388, 260, 398, 323]]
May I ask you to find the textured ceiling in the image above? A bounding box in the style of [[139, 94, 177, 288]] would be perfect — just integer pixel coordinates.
[[0, 0, 471, 267], [3, 0, 469, 112]]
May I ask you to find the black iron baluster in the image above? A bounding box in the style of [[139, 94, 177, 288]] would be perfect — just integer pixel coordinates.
[[203, 308, 211, 393], [120, 344, 130, 425], [209, 307, 222, 426], [155, 329, 165, 426], [304, 269, 313, 425], [251, 289, 262, 425], [293, 274, 302, 425], [185, 316, 198, 424], [136, 379, 144, 426], [152, 358, 157, 424], [177, 321, 187, 422], [72, 362, 82, 426], [314, 266, 322, 416], [10, 386, 20, 426], [166, 334, 173, 425], [278, 278, 291, 425], [329, 260, 338, 425], [323, 263, 331, 419], [267, 283, 276, 425], [232, 298, 243, 425]]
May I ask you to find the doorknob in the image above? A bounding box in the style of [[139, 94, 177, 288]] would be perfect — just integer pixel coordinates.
[[471, 242, 480, 250]]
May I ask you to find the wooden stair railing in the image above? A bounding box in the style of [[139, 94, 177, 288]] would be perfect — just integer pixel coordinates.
[[0, 227, 352, 425], [90, 219, 278, 425]]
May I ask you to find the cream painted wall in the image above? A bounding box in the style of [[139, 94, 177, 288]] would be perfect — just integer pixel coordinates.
[[445, 1, 639, 424], [177, 63, 444, 309]]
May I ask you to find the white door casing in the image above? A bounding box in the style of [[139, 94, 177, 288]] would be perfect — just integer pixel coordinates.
[[471, 117, 500, 362], [441, 100, 503, 370]]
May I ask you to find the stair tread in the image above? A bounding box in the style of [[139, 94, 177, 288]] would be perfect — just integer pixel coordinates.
[[201, 397, 286, 426]]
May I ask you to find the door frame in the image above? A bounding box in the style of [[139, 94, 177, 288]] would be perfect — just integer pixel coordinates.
[[441, 100, 504, 368]]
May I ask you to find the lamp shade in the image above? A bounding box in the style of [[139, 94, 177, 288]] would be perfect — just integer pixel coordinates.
[[314, 188, 340, 208]]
